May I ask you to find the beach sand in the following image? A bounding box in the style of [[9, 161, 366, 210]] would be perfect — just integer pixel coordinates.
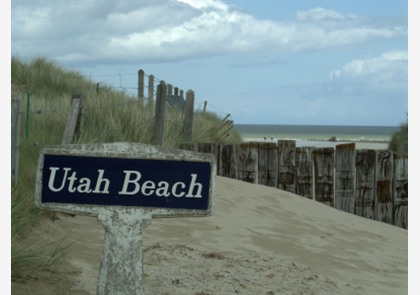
[[12, 176, 407, 295]]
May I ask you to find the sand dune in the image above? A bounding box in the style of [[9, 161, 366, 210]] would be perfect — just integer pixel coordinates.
[[12, 176, 408, 294]]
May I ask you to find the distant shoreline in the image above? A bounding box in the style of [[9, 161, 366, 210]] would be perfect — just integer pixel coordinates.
[[242, 137, 390, 150], [235, 124, 394, 150]]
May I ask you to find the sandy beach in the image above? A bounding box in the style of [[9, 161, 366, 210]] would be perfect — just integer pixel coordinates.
[[12, 176, 408, 295]]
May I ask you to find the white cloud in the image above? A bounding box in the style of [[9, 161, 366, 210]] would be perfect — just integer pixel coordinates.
[[325, 50, 407, 103], [11, 0, 407, 64], [296, 7, 357, 22], [177, 0, 228, 11], [330, 50, 407, 82]]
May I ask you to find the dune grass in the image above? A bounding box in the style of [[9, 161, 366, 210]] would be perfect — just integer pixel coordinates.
[[11, 56, 242, 283], [388, 118, 408, 156]]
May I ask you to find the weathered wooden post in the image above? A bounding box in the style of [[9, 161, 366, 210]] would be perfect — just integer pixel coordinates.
[[25, 93, 31, 143], [62, 94, 84, 145], [218, 144, 238, 178], [295, 147, 314, 199], [238, 142, 258, 184], [203, 100, 207, 113], [138, 69, 145, 105], [313, 148, 335, 207], [35, 143, 216, 295], [183, 90, 194, 140], [179, 143, 197, 152], [375, 150, 394, 224], [147, 74, 154, 107], [355, 150, 376, 220], [335, 143, 356, 213], [258, 142, 278, 187], [12, 96, 22, 183], [154, 81, 167, 146], [196, 143, 219, 170], [393, 154, 408, 229], [277, 140, 296, 193]]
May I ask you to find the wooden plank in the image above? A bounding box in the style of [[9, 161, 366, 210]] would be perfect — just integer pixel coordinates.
[[238, 142, 258, 184], [147, 74, 154, 107], [258, 142, 278, 187], [196, 143, 218, 155], [393, 155, 408, 229], [295, 147, 314, 199], [62, 96, 83, 144], [355, 150, 376, 219], [154, 82, 167, 146], [137, 69, 145, 104], [218, 144, 238, 179], [179, 143, 190, 150], [197, 143, 219, 173], [11, 96, 22, 183], [277, 140, 296, 193], [313, 148, 335, 207], [183, 90, 194, 139], [375, 150, 394, 225], [335, 143, 356, 213], [179, 143, 196, 152]]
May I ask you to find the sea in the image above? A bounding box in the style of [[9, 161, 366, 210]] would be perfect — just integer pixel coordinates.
[[234, 124, 399, 150]]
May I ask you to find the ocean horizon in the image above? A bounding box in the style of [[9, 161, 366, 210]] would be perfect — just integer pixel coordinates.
[[234, 124, 399, 150]]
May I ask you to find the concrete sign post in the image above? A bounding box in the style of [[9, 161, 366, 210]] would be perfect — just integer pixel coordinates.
[[96, 208, 152, 295], [35, 142, 216, 295]]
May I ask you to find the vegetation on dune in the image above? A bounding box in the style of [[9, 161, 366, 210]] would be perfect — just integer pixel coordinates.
[[388, 117, 408, 156], [11, 56, 242, 285]]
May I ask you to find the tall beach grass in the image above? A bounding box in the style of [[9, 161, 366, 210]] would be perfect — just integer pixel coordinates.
[[11, 56, 242, 284]]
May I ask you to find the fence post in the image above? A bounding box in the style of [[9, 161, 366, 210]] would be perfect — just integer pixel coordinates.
[[147, 74, 154, 107], [62, 94, 84, 144], [258, 142, 278, 187], [355, 150, 376, 220], [11, 96, 22, 183], [25, 93, 31, 143], [218, 144, 238, 178], [183, 90, 194, 140], [202, 101, 207, 113], [277, 140, 296, 193], [335, 143, 356, 213], [393, 155, 408, 229], [313, 148, 335, 207], [238, 142, 258, 184], [295, 147, 314, 199], [375, 150, 394, 224], [196, 143, 219, 172], [154, 81, 167, 146], [138, 69, 144, 105]]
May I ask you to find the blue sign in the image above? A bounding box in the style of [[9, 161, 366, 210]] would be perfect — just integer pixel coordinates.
[[41, 154, 212, 211]]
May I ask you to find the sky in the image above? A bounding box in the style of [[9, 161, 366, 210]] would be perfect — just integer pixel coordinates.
[[4, 1, 416, 289], [10, 0, 410, 126]]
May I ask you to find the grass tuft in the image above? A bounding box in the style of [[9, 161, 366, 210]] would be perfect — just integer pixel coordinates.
[[388, 118, 408, 156], [11, 56, 242, 284]]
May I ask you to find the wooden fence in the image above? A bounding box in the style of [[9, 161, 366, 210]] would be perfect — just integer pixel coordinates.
[[180, 141, 408, 229], [136, 69, 196, 145], [11, 96, 22, 183]]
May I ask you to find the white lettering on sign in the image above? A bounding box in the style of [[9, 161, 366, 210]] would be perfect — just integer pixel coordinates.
[[48, 167, 110, 194], [47, 167, 204, 198], [118, 170, 203, 198]]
